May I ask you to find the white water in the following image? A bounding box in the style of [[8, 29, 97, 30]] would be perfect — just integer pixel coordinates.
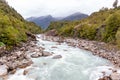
[[7, 35, 113, 80]]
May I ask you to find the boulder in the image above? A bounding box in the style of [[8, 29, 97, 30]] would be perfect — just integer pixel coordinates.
[[23, 69, 29, 75], [110, 72, 120, 80], [0, 65, 8, 76], [51, 46, 57, 48], [23, 68, 34, 75], [9, 69, 16, 74], [98, 76, 111, 80], [18, 60, 33, 68], [52, 55, 62, 59], [42, 51, 52, 57], [6, 62, 18, 70], [26, 32, 36, 40], [45, 29, 58, 36], [31, 52, 42, 58]]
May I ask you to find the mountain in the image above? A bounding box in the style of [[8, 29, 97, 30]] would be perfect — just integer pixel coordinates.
[[0, 0, 41, 48], [62, 12, 88, 21], [26, 12, 88, 29], [27, 15, 59, 29]]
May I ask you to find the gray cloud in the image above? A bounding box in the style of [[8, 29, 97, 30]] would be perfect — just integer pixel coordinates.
[[6, 0, 119, 18]]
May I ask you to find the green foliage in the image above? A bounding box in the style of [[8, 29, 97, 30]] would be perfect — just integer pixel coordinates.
[[78, 24, 96, 40], [59, 25, 74, 37], [0, 42, 5, 47], [102, 13, 120, 42], [0, 0, 42, 48], [116, 29, 120, 47]]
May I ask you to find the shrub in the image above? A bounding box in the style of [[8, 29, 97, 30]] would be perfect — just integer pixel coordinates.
[[102, 13, 120, 42], [59, 25, 74, 37], [0, 42, 5, 47], [116, 29, 120, 47]]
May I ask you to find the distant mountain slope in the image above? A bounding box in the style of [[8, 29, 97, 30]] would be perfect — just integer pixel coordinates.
[[26, 12, 88, 29], [0, 0, 41, 48], [27, 15, 58, 29], [62, 12, 88, 21]]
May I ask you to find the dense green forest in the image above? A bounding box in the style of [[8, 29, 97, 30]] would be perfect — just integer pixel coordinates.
[[0, 0, 41, 48], [46, 7, 120, 47]]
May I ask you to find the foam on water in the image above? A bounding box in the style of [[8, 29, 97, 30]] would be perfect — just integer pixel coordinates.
[[7, 35, 113, 80]]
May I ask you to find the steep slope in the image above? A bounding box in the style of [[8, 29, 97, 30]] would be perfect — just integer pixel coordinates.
[[46, 8, 120, 47], [0, 0, 41, 48], [27, 12, 88, 29]]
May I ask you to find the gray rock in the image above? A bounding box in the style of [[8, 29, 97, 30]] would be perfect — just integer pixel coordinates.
[[31, 52, 42, 58], [51, 46, 57, 48], [110, 72, 120, 80], [98, 76, 111, 80], [52, 55, 62, 59], [42, 51, 52, 57], [0, 65, 8, 76]]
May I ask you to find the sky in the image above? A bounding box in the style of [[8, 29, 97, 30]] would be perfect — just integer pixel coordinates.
[[6, 0, 120, 18]]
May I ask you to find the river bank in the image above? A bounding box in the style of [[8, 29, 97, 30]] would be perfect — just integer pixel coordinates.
[[40, 34, 120, 80], [0, 35, 53, 79], [41, 34, 120, 67]]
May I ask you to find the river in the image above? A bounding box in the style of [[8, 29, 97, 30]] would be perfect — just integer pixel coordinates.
[[7, 35, 113, 80]]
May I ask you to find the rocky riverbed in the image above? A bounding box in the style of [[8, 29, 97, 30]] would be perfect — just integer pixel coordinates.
[[40, 34, 120, 80], [0, 40, 53, 79], [0, 34, 120, 80]]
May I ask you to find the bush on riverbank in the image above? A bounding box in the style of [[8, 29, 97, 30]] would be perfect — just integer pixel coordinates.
[[0, 42, 5, 47], [102, 12, 120, 42], [116, 29, 120, 47]]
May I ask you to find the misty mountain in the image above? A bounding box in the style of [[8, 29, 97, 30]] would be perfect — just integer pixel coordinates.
[[62, 12, 88, 21], [26, 12, 88, 29]]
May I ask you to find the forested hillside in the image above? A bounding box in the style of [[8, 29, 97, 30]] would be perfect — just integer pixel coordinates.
[[46, 7, 120, 47], [0, 0, 41, 48]]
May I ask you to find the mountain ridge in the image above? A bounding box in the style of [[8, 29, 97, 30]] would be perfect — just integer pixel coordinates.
[[26, 12, 88, 29]]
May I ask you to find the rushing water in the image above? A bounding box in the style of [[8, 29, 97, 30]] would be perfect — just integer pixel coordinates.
[[7, 35, 113, 80]]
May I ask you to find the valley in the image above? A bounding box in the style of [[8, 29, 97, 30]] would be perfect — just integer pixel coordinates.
[[0, 0, 120, 80]]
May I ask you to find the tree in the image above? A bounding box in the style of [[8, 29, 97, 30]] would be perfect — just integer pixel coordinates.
[[113, 0, 118, 8]]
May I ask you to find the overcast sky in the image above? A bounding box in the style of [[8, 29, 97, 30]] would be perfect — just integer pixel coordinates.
[[6, 0, 119, 18]]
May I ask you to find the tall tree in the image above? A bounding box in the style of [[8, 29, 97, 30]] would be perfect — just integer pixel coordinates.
[[113, 0, 118, 8]]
